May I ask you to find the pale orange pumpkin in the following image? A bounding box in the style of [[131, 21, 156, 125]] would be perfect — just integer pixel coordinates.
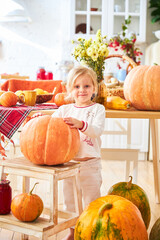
[[0, 91, 17, 107], [11, 183, 43, 222], [124, 65, 160, 110], [20, 115, 80, 165], [54, 92, 74, 106]]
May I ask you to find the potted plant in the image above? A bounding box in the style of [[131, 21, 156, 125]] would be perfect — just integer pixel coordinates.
[[149, 0, 160, 24]]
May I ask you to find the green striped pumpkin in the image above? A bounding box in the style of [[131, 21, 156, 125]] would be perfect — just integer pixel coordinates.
[[107, 176, 151, 229], [74, 195, 148, 240], [149, 218, 160, 240]]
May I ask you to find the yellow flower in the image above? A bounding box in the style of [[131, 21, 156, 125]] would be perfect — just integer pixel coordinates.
[[78, 38, 83, 42], [80, 50, 87, 58], [99, 45, 109, 57], [72, 29, 109, 82], [87, 47, 94, 56], [91, 49, 99, 61], [80, 60, 87, 65], [96, 29, 101, 39], [84, 38, 92, 47]]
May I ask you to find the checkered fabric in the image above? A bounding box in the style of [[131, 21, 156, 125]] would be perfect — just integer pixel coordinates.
[[0, 104, 58, 139]]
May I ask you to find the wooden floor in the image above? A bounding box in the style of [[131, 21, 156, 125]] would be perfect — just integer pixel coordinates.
[[0, 159, 160, 239]]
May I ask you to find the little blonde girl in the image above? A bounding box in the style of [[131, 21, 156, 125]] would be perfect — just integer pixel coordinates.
[[52, 65, 105, 240]]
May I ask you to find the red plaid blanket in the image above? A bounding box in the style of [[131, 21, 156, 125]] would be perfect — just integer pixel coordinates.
[[0, 103, 58, 139]]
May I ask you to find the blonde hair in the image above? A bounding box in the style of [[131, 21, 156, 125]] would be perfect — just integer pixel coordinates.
[[66, 65, 98, 94]]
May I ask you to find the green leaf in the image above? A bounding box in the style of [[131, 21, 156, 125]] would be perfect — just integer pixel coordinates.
[[149, 0, 160, 23], [151, 16, 160, 23]]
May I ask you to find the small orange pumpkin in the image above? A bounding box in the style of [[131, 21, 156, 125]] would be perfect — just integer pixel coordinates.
[[0, 91, 17, 107], [54, 92, 74, 106], [20, 115, 80, 165], [124, 65, 160, 110], [11, 182, 43, 222]]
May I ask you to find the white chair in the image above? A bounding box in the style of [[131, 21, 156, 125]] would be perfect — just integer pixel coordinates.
[[101, 119, 139, 183]]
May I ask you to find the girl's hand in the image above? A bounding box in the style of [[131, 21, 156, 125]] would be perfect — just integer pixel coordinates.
[[63, 117, 83, 129]]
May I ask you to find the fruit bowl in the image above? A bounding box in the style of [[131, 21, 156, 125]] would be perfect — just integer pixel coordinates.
[[36, 94, 54, 103]]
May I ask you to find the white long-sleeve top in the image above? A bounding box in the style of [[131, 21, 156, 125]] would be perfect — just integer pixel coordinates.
[[52, 103, 105, 160]]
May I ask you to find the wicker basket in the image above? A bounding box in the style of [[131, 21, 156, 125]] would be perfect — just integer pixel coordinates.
[[107, 87, 125, 99], [36, 94, 53, 103], [104, 54, 137, 100]]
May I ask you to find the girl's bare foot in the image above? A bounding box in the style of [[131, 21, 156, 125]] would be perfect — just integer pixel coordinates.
[[62, 228, 74, 240]]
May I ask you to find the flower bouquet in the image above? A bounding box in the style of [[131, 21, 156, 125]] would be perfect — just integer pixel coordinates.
[[72, 29, 109, 83]]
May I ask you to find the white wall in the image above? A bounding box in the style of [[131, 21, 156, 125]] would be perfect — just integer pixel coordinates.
[[0, 0, 72, 80], [0, 0, 159, 79]]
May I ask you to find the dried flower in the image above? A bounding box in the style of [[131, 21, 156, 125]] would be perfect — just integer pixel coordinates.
[[72, 29, 109, 83], [108, 16, 143, 64]]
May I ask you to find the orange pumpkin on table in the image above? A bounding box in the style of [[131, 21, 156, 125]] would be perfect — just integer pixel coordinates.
[[54, 92, 74, 106], [20, 115, 80, 165], [124, 65, 160, 110], [0, 91, 17, 107]]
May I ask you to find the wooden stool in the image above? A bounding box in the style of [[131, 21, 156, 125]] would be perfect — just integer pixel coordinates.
[[0, 157, 83, 240]]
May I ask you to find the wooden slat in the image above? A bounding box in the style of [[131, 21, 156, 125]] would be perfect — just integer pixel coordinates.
[[0, 158, 80, 174], [0, 215, 54, 232], [29, 108, 160, 120], [105, 108, 160, 119]]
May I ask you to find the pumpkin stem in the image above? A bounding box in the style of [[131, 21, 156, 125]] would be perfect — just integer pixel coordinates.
[[29, 182, 39, 195], [126, 176, 133, 189], [98, 203, 113, 217]]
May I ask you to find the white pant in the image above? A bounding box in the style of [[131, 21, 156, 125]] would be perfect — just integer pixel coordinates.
[[63, 158, 102, 212]]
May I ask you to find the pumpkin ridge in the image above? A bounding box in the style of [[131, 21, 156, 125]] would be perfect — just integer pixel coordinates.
[[32, 118, 43, 164], [31, 195, 43, 220], [17, 194, 27, 221], [32, 117, 45, 164], [143, 66, 153, 110], [91, 218, 102, 239], [21, 118, 40, 163], [23, 195, 31, 221], [106, 214, 123, 239], [44, 116, 53, 165], [64, 124, 73, 162]]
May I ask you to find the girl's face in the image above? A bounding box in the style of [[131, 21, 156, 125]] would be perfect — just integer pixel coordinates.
[[71, 74, 95, 106]]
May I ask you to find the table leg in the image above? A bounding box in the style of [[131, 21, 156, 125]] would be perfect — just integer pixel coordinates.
[[150, 119, 160, 203], [22, 176, 30, 193]]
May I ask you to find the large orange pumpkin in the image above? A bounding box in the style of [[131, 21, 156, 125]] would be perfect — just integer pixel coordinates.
[[0, 91, 17, 107], [11, 183, 43, 222], [20, 115, 80, 165], [75, 195, 148, 240], [124, 65, 160, 110]]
